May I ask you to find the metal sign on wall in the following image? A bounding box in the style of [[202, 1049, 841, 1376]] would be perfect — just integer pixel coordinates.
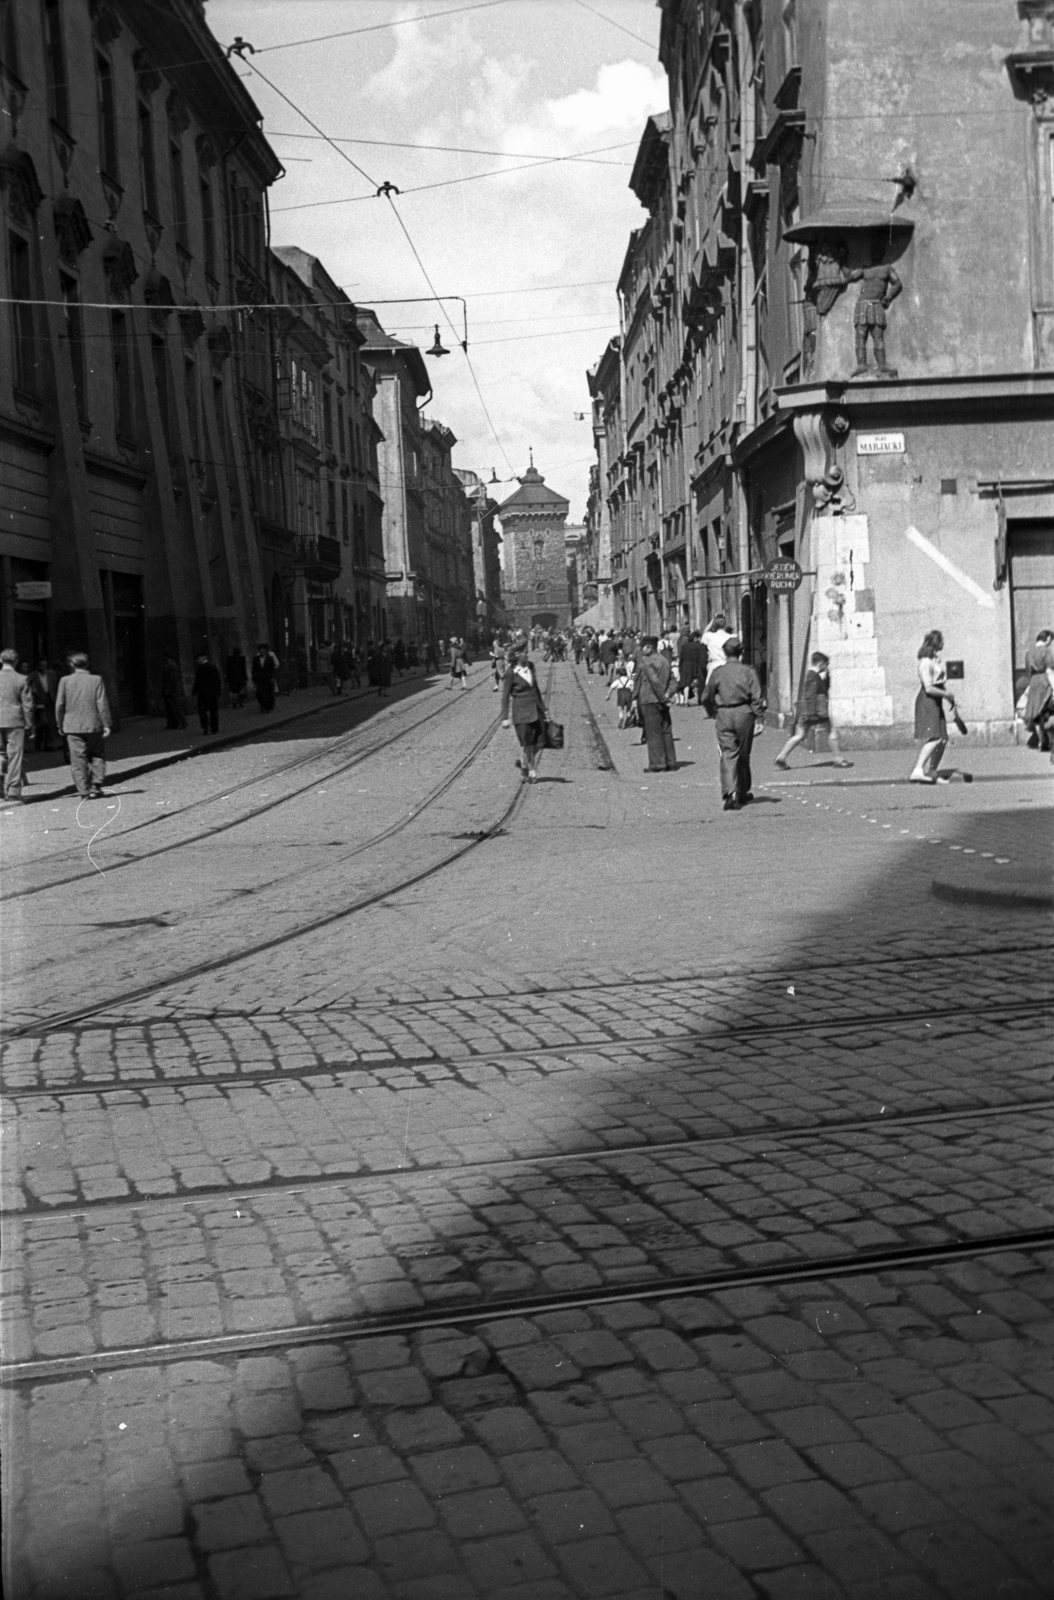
[[765, 558, 803, 593], [14, 582, 52, 601], [857, 432, 905, 455]]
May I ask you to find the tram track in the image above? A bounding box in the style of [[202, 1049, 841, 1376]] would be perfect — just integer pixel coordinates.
[[2, 663, 558, 1042], [5, 1222, 1052, 1388], [3, 991, 1046, 1098], [6, 1081, 1053, 1219], [3, 676, 486, 901]]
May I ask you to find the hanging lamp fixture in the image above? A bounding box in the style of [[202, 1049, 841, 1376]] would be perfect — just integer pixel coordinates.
[[427, 324, 450, 357]]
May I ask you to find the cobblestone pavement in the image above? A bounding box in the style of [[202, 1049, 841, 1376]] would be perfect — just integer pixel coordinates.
[[2, 662, 1052, 1598]]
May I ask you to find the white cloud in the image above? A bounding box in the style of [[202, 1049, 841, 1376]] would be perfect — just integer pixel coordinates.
[[364, 4, 487, 104], [548, 59, 667, 138]]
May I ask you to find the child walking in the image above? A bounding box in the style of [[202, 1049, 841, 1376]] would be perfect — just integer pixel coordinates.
[[774, 652, 851, 769], [606, 661, 635, 729]]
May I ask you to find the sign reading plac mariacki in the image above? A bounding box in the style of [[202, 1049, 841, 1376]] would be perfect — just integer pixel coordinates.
[[857, 432, 905, 456]]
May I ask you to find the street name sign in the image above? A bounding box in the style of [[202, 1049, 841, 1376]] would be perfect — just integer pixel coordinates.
[[857, 432, 905, 455], [765, 558, 803, 593], [14, 582, 52, 600]]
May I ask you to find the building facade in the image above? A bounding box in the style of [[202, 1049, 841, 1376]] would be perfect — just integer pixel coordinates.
[[357, 310, 431, 644], [420, 419, 474, 644], [0, 0, 281, 716], [260, 246, 386, 667], [498, 461, 572, 633], [454, 468, 503, 640], [589, 0, 1054, 740]]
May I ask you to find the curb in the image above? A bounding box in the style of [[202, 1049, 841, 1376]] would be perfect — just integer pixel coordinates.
[[932, 873, 1054, 910], [19, 674, 439, 803]]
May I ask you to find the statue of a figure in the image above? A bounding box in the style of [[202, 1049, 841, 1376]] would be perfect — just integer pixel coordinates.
[[812, 240, 849, 315], [849, 241, 902, 377]]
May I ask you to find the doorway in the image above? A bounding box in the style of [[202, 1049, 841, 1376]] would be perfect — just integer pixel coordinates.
[[1009, 521, 1054, 695], [108, 571, 147, 715]]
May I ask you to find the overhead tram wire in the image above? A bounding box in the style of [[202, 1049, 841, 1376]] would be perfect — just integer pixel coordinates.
[[252, 0, 511, 55], [241, 58, 517, 474]]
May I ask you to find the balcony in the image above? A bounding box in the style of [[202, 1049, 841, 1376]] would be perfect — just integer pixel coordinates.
[[295, 534, 342, 581]]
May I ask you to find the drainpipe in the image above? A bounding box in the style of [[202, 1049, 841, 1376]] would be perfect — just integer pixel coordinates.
[[735, 0, 759, 659]]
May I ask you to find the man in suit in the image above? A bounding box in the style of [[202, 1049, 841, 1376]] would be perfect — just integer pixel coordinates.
[[635, 636, 678, 772], [55, 652, 112, 800], [0, 647, 34, 803], [702, 637, 766, 810]]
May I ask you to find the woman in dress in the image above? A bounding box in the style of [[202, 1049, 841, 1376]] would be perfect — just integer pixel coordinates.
[[449, 637, 468, 691], [1022, 629, 1054, 752], [910, 630, 955, 784], [500, 644, 547, 782]]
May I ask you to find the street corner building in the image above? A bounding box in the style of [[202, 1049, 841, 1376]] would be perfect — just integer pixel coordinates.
[[588, 0, 1054, 745], [498, 458, 573, 633], [0, 0, 282, 718]]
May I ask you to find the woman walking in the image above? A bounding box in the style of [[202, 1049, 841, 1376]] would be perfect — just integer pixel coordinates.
[[1022, 628, 1054, 752], [910, 630, 955, 784], [500, 644, 548, 783], [449, 637, 468, 690]]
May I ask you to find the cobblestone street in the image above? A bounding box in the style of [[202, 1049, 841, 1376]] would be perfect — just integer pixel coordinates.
[[2, 664, 1052, 1600]]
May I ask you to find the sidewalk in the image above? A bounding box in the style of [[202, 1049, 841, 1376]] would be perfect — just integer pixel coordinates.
[[16, 670, 438, 802]]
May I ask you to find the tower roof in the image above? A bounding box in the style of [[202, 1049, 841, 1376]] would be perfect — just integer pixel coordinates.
[[499, 462, 569, 514]]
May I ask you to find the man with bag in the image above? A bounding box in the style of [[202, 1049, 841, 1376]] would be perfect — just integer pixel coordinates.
[[634, 637, 677, 772]]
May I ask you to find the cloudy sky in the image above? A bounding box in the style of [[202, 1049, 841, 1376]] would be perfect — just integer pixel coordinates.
[[210, 0, 668, 518]]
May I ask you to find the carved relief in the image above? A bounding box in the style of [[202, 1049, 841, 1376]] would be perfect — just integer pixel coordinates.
[[101, 172, 124, 221], [848, 245, 902, 378], [793, 408, 856, 517], [103, 236, 138, 297], [195, 134, 217, 171], [179, 307, 206, 346], [0, 146, 45, 223], [53, 195, 93, 263], [207, 322, 233, 372], [89, 0, 121, 46], [166, 89, 190, 137], [133, 49, 162, 95]]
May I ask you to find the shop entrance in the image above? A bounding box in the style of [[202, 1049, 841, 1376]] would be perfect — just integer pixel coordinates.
[[1009, 521, 1054, 694]]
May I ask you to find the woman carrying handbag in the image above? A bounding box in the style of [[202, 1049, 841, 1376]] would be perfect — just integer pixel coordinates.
[[500, 644, 548, 783]]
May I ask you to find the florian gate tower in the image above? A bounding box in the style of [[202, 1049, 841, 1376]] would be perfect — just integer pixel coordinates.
[[498, 460, 572, 633]]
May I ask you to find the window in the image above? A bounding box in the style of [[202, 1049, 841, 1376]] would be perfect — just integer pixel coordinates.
[[111, 311, 133, 438], [184, 358, 200, 457], [291, 359, 319, 438], [138, 97, 158, 216], [169, 140, 189, 251], [327, 477, 336, 535], [1, 0, 21, 79], [337, 399, 345, 457], [96, 53, 118, 177], [43, 0, 69, 127], [60, 272, 86, 415], [200, 177, 216, 277], [8, 232, 38, 394], [323, 390, 333, 448], [341, 484, 349, 544], [294, 467, 320, 538]]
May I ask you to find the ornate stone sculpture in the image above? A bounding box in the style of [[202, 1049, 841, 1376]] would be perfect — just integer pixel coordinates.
[[849, 241, 902, 377]]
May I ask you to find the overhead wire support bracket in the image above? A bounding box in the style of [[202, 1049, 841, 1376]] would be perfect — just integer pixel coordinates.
[[357, 294, 469, 353]]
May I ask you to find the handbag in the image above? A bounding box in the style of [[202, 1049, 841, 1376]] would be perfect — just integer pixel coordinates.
[[544, 721, 565, 749]]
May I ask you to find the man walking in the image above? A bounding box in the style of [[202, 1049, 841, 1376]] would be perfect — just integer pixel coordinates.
[[192, 653, 222, 734], [161, 654, 187, 728], [55, 652, 112, 800], [635, 636, 678, 772], [0, 647, 34, 803], [702, 637, 766, 810]]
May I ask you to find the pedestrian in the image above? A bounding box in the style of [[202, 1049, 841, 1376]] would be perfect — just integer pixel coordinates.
[[192, 653, 222, 735], [55, 651, 112, 800], [449, 637, 468, 690], [634, 636, 678, 771], [774, 651, 851, 769], [585, 631, 599, 674], [0, 647, 34, 803], [425, 637, 440, 674], [700, 613, 733, 685], [501, 644, 548, 783], [678, 630, 708, 706], [251, 643, 279, 713], [393, 639, 407, 677], [489, 638, 504, 691], [28, 657, 58, 749], [606, 658, 635, 729], [909, 629, 955, 784], [316, 638, 332, 685], [599, 630, 619, 683], [1022, 628, 1054, 752], [161, 654, 188, 728], [702, 636, 766, 811], [225, 644, 248, 708], [330, 642, 346, 696]]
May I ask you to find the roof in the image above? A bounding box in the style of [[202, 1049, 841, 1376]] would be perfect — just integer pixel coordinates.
[[357, 309, 431, 397], [499, 463, 570, 514]]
